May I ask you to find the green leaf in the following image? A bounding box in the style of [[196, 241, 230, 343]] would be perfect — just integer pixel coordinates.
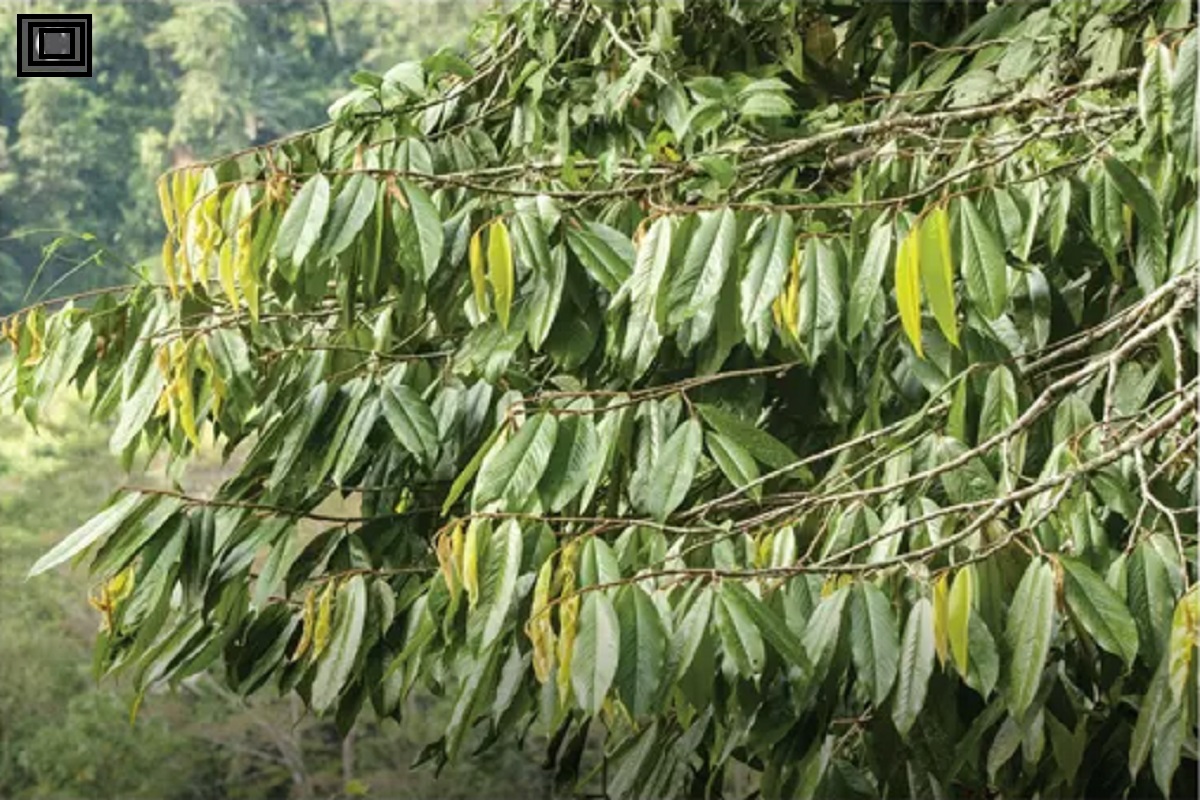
[[1171, 32, 1198, 170], [473, 413, 558, 509], [1005, 558, 1055, 718], [1139, 42, 1174, 145], [798, 237, 842, 363], [715, 582, 766, 677], [394, 180, 444, 282], [571, 590, 620, 714], [804, 585, 849, 685], [331, 396, 381, 487], [1166, 587, 1198, 704], [724, 581, 810, 672], [1047, 180, 1071, 257], [695, 404, 798, 472], [620, 217, 673, 380], [445, 647, 501, 760], [538, 411, 599, 512], [965, 612, 1000, 699], [1102, 157, 1166, 293], [614, 585, 668, 717], [1128, 541, 1174, 668], [1130, 656, 1169, 779], [578, 536, 620, 587], [566, 221, 633, 293], [323, 174, 377, 260], [958, 197, 1008, 320], [474, 519, 523, 649], [645, 418, 701, 521], [917, 206, 958, 347], [948, 566, 973, 677], [741, 213, 795, 353], [526, 242, 566, 352], [893, 597, 935, 738], [381, 384, 439, 467], [849, 581, 900, 707], [442, 425, 503, 516], [276, 173, 331, 277], [706, 431, 761, 500], [312, 575, 367, 713], [979, 365, 1018, 441], [895, 227, 923, 357], [847, 216, 893, 341], [668, 207, 737, 327], [1061, 557, 1138, 668], [670, 584, 713, 681], [28, 492, 146, 577]]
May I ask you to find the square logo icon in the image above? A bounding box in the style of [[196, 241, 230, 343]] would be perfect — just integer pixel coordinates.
[[17, 14, 92, 77]]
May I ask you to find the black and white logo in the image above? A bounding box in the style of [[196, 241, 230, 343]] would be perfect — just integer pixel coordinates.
[[17, 14, 92, 77]]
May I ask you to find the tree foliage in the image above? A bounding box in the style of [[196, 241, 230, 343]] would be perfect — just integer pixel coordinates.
[[3, 1, 1198, 797]]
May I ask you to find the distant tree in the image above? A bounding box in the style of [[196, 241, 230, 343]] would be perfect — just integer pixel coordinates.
[[4, 1, 1197, 798]]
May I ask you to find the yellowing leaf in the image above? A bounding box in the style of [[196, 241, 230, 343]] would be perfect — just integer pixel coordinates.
[[462, 518, 481, 607], [528, 556, 556, 684], [949, 566, 974, 676], [469, 227, 489, 315], [162, 235, 179, 299], [917, 206, 958, 347], [235, 220, 258, 322], [487, 219, 514, 330], [218, 237, 238, 309], [895, 227, 923, 357], [436, 524, 461, 598], [933, 573, 950, 667], [174, 344, 200, 449], [292, 588, 317, 662], [313, 579, 336, 659]]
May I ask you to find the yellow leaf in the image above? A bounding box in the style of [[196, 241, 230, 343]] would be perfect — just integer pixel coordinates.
[[235, 220, 258, 322], [313, 579, 336, 659], [917, 206, 958, 347], [157, 175, 174, 232], [933, 573, 950, 667], [948, 566, 973, 676], [106, 566, 135, 603], [555, 541, 580, 704], [1168, 585, 1199, 703], [21, 309, 44, 367], [450, 521, 465, 583], [895, 227, 923, 357], [292, 588, 317, 662], [174, 343, 200, 449], [161, 236, 179, 299], [486, 219, 514, 331], [218, 237, 238, 309], [528, 556, 557, 684], [469, 228, 489, 316], [462, 519, 482, 608], [436, 524, 461, 598]]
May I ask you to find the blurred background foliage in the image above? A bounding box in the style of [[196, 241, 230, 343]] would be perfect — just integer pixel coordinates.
[[0, 2, 566, 797], [0, 0, 493, 315]]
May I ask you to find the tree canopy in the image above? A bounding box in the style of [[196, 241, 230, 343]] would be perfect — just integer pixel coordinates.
[[3, 1, 1198, 797]]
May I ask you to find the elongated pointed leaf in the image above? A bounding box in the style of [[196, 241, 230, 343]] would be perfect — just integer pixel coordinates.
[[645, 418, 701, 521], [29, 492, 146, 577], [474, 519, 523, 649], [538, 411, 598, 511], [715, 582, 766, 677], [695, 403, 798, 472], [381, 384, 439, 466], [668, 207, 737, 326], [323, 174, 377, 260], [949, 566, 973, 676], [395, 180, 443, 281], [917, 206, 958, 347], [671, 584, 713, 681], [276, 173, 330, 276], [566, 221, 633, 292], [958, 198, 1008, 319], [473, 413, 558, 508], [724, 581, 810, 672], [312, 575, 367, 713], [620, 217, 673, 379], [1061, 557, 1138, 668], [706, 431, 761, 500], [615, 585, 668, 717], [741, 213, 795, 352], [849, 582, 900, 706], [1005, 559, 1055, 718], [847, 216, 893, 340], [571, 590, 620, 713], [1103, 157, 1165, 292], [893, 597, 935, 737], [487, 219, 515, 330], [895, 227, 923, 357]]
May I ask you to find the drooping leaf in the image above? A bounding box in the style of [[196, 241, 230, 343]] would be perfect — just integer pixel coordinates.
[[473, 412, 558, 509], [28, 492, 146, 577], [847, 216, 893, 341], [312, 575, 367, 713], [715, 582, 766, 677], [895, 226, 923, 357], [1102, 157, 1166, 293], [1005, 559, 1055, 718], [849, 581, 900, 707], [668, 207, 737, 327], [958, 197, 1008, 320], [571, 590, 620, 714], [741, 213, 795, 353], [893, 597, 935, 738], [948, 566, 974, 677], [645, 418, 702, 521], [706, 431, 761, 501], [614, 585, 669, 717], [1061, 557, 1138, 668], [381, 384, 439, 466], [473, 519, 523, 649], [487, 219, 515, 330], [276, 173, 331, 277], [917, 205, 958, 347]]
